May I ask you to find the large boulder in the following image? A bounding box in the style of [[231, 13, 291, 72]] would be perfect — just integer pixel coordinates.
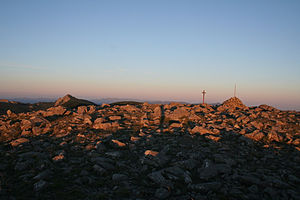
[[245, 130, 265, 141], [165, 106, 190, 121], [267, 131, 283, 142], [54, 94, 95, 109], [43, 106, 66, 117], [191, 126, 212, 135]]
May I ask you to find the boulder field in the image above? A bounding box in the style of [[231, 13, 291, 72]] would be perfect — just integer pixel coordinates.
[[0, 96, 299, 199]]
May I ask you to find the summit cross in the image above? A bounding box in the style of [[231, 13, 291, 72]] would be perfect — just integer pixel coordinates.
[[202, 90, 206, 104]]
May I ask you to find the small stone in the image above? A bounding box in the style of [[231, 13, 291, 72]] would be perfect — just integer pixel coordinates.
[[198, 160, 219, 180], [109, 116, 122, 121], [111, 139, 126, 147], [77, 106, 87, 114], [33, 170, 51, 181], [148, 171, 167, 185], [93, 122, 112, 130], [189, 182, 222, 193], [264, 187, 277, 199], [10, 138, 29, 147], [248, 185, 258, 193], [130, 136, 140, 142], [145, 150, 159, 156], [96, 143, 107, 152], [155, 187, 170, 199], [112, 174, 128, 182], [52, 154, 65, 162], [83, 117, 92, 125], [21, 129, 31, 136], [6, 109, 12, 116], [169, 123, 181, 129], [34, 180, 47, 192], [245, 130, 265, 141], [93, 164, 106, 175], [80, 169, 89, 176], [288, 174, 300, 184], [205, 135, 221, 142], [105, 151, 122, 158], [238, 175, 261, 185], [267, 131, 283, 142], [191, 126, 211, 135], [85, 144, 95, 150]]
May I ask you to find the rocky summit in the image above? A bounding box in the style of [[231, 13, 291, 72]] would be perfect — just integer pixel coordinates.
[[0, 95, 300, 200], [54, 94, 96, 108]]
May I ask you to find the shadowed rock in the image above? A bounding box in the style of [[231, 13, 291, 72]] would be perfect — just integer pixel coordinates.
[[54, 94, 95, 108], [0, 97, 299, 199]]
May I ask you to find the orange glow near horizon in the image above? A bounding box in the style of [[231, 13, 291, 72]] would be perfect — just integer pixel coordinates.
[[1, 80, 299, 110]]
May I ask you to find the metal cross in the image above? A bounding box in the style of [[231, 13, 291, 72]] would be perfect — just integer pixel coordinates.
[[202, 90, 206, 104]]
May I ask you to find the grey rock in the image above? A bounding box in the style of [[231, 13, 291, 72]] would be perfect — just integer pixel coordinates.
[[288, 174, 300, 184], [189, 182, 222, 193], [155, 187, 170, 199], [148, 171, 167, 185], [93, 164, 106, 175], [112, 174, 128, 182], [105, 151, 122, 158], [15, 160, 33, 171], [199, 166, 218, 180], [1, 96, 300, 200], [176, 159, 199, 170], [238, 175, 261, 185], [34, 180, 47, 192], [264, 187, 278, 199], [33, 170, 51, 181], [248, 185, 258, 193], [98, 162, 115, 171]]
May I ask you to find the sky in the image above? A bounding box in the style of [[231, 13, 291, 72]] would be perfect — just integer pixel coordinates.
[[0, 0, 300, 110]]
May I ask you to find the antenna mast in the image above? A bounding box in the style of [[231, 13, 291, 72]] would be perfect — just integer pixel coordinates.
[[234, 83, 236, 97]]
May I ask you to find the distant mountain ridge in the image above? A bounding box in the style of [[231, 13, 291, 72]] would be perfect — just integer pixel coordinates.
[[3, 97, 57, 104], [0, 94, 222, 115], [91, 98, 190, 105], [0, 100, 54, 115], [3, 97, 195, 105]]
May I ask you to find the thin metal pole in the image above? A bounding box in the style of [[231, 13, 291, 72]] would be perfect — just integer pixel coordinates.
[[234, 84, 236, 97]]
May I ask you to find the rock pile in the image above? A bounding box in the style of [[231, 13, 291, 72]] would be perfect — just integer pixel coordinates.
[[0, 95, 299, 199], [217, 97, 247, 111]]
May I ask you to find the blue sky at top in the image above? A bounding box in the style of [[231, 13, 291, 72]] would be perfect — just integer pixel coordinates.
[[0, 0, 299, 109]]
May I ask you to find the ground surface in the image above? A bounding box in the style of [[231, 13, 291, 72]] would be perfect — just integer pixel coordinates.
[[0, 96, 299, 199]]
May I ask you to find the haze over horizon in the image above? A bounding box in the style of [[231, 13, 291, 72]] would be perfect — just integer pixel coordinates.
[[1, 0, 300, 110]]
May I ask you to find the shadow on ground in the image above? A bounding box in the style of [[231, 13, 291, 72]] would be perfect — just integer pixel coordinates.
[[0, 126, 299, 200]]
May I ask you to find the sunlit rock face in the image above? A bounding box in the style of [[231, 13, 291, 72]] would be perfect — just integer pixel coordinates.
[[0, 95, 299, 199], [222, 97, 246, 108]]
